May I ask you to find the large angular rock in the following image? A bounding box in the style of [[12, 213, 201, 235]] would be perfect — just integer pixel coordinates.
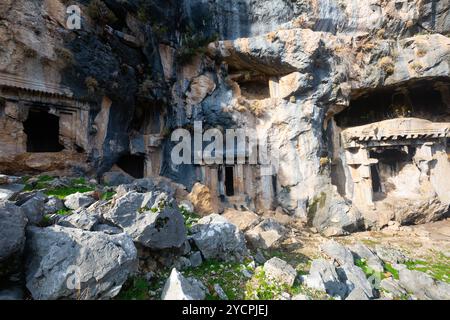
[[104, 191, 187, 249], [57, 209, 99, 231], [20, 192, 47, 225], [380, 277, 407, 298], [0, 184, 25, 202], [350, 242, 384, 273], [43, 196, 65, 215], [187, 183, 220, 216], [0, 201, 27, 278], [223, 209, 260, 232], [320, 240, 354, 266], [263, 257, 297, 287], [337, 264, 375, 299], [102, 170, 134, 187], [398, 266, 450, 300], [161, 268, 205, 300], [374, 245, 409, 264], [190, 214, 247, 261], [25, 225, 137, 300], [302, 259, 348, 298], [64, 192, 95, 210], [245, 218, 286, 249], [310, 190, 363, 237]]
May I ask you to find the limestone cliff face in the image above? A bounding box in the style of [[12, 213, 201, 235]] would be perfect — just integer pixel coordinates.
[[0, 0, 449, 234]]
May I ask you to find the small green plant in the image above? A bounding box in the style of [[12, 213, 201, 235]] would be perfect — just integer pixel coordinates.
[[404, 257, 450, 284], [23, 175, 55, 191], [101, 191, 116, 201], [179, 206, 200, 230], [116, 276, 150, 300], [355, 258, 385, 281], [56, 208, 72, 216], [384, 263, 399, 280], [184, 259, 251, 300], [244, 269, 286, 300]]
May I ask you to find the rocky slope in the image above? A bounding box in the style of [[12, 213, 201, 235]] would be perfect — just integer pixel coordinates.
[[0, 0, 449, 300]]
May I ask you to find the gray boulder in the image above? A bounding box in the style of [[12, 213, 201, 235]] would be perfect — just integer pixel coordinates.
[[245, 218, 285, 249], [43, 196, 65, 215], [64, 192, 95, 210], [311, 190, 362, 236], [213, 283, 228, 300], [102, 171, 134, 187], [161, 268, 205, 300], [104, 191, 186, 249], [0, 201, 27, 278], [57, 209, 99, 231], [93, 224, 123, 235], [190, 214, 247, 261], [320, 240, 354, 266], [302, 259, 348, 298], [374, 245, 409, 264], [398, 266, 450, 300], [0, 184, 25, 201], [350, 242, 384, 273], [20, 192, 47, 225], [25, 225, 137, 300], [189, 251, 203, 268], [263, 257, 297, 287], [380, 277, 408, 298], [337, 264, 375, 299]]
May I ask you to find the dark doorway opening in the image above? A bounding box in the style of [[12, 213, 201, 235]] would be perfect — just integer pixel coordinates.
[[24, 110, 64, 152], [370, 165, 382, 193], [225, 166, 235, 196], [116, 154, 145, 179]]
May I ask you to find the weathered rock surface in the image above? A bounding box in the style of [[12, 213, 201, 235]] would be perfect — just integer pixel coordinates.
[[0, 201, 27, 277], [161, 268, 205, 300], [190, 214, 247, 261], [350, 242, 384, 273], [263, 257, 297, 287], [320, 240, 354, 266], [187, 183, 220, 216], [25, 225, 137, 300], [19, 192, 47, 225], [345, 287, 369, 300], [223, 209, 260, 232], [302, 259, 347, 298], [63, 192, 95, 210], [43, 196, 65, 215], [374, 245, 409, 264], [0, 184, 25, 202], [337, 264, 375, 299], [245, 218, 286, 249], [398, 266, 450, 300], [57, 209, 99, 231], [103, 191, 187, 249], [380, 277, 408, 298]]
